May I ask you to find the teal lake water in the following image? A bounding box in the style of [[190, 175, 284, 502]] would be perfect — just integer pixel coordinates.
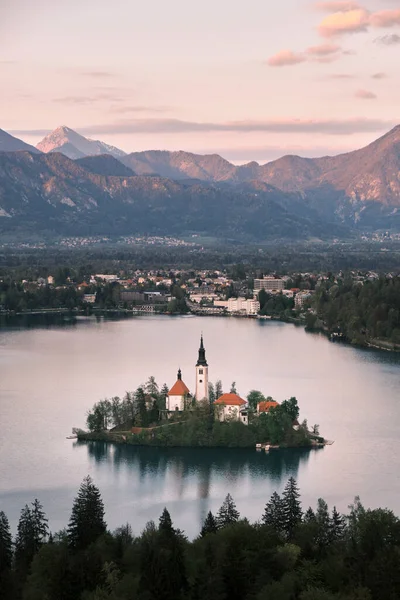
[[1, 315, 400, 537]]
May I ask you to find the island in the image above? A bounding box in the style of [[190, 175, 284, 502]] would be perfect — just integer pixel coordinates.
[[76, 336, 328, 450]]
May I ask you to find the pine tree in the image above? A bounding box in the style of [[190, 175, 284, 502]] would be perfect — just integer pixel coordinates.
[[262, 492, 285, 534], [15, 500, 48, 582], [200, 511, 218, 537], [216, 494, 240, 528], [316, 498, 331, 551], [304, 506, 316, 523], [281, 477, 302, 539], [230, 382, 237, 394], [215, 380, 223, 399], [68, 475, 107, 550], [0, 510, 12, 587], [208, 383, 216, 405], [159, 508, 174, 536], [330, 506, 347, 542]]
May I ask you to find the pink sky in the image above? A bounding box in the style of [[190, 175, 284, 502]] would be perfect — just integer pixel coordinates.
[[0, 0, 399, 163]]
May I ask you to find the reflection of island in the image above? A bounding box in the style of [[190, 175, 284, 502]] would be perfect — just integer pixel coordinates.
[[74, 440, 313, 497]]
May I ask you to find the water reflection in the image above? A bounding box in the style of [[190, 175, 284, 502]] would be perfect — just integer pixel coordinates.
[[75, 440, 313, 501]]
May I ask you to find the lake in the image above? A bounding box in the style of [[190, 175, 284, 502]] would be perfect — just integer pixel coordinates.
[[1, 314, 400, 538]]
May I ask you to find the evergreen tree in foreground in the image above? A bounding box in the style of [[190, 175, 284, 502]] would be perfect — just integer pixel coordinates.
[[262, 491, 285, 535], [200, 511, 218, 537], [15, 500, 48, 582], [282, 477, 302, 539], [68, 475, 106, 550], [216, 494, 240, 528], [330, 506, 347, 542], [0, 510, 12, 588]]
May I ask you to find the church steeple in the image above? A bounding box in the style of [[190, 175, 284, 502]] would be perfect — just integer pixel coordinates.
[[195, 335, 209, 402], [196, 335, 208, 367]]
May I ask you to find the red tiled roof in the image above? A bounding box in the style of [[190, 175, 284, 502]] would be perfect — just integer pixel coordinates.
[[168, 379, 190, 396], [258, 401, 279, 412], [214, 393, 246, 406]]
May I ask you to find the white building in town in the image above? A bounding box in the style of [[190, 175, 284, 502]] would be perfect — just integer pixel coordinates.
[[214, 297, 260, 315], [254, 276, 284, 292]]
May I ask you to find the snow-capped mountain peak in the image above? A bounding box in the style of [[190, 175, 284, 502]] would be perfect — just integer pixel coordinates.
[[36, 126, 126, 160]]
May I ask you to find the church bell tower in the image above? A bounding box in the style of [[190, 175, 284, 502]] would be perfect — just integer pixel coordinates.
[[195, 335, 209, 402]]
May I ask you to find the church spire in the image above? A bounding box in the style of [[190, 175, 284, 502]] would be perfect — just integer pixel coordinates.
[[196, 334, 208, 367]]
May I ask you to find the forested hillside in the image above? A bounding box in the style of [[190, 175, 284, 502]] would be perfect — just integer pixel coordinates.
[[309, 277, 400, 346]]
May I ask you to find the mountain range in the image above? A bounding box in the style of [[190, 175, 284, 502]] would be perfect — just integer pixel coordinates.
[[0, 124, 399, 240]]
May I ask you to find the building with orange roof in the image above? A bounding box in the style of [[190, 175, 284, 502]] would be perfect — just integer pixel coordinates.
[[167, 368, 192, 411], [214, 393, 248, 425], [257, 400, 279, 414]]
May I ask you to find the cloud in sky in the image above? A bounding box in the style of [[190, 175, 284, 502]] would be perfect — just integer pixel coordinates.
[[374, 33, 400, 45], [371, 72, 387, 79], [268, 43, 342, 67], [267, 50, 306, 66], [355, 89, 377, 99], [315, 1, 361, 11], [11, 117, 393, 138], [306, 42, 341, 55], [328, 73, 357, 79], [318, 7, 400, 37], [318, 8, 370, 36], [52, 94, 123, 104], [369, 9, 400, 28], [81, 71, 115, 78]]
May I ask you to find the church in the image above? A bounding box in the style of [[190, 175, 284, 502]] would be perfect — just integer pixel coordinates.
[[166, 336, 248, 425]]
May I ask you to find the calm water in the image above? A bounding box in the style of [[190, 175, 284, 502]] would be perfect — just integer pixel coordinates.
[[1, 315, 400, 538]]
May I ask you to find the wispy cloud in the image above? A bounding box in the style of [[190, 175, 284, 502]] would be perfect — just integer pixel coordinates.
[[72, 117, 393, 136], [328, 73, 357, 79], [315, 1, 361, 12], [374, 33, 400, 45], [369, 9, 400, 28], [267, 50, 307, 67], [81, 71, 116, 78], [371, 72, 387, 79], [355, 89, 377, 99], [53, 94, 123, 104], [267, 43, 343, 67], [111, 105, 172, 114]]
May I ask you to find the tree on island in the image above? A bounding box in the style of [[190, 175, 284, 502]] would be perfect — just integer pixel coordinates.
[[215, 380, 223, 400], [247, 390, 266, 411], [216, 494, 240, 528], [145, 375, 159, 397], [230, 382, 237, 394], [68, 475, 106, 550]]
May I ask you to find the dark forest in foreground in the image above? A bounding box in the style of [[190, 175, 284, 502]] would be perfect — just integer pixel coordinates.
[[1, 476, 399, 600]]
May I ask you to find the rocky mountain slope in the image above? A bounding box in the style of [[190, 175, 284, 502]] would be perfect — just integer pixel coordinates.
[[36, 126, 126, 160], [0, 151, 348, 239], [76, 154, 135, 177], [122, 126, 400, 206], [0, 129, 41, 154]]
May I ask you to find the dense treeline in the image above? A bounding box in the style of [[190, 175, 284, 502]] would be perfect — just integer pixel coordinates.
[[2, 240, 400, 280], [309, 276, 400, 345], [2, 475, 400, 600]]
